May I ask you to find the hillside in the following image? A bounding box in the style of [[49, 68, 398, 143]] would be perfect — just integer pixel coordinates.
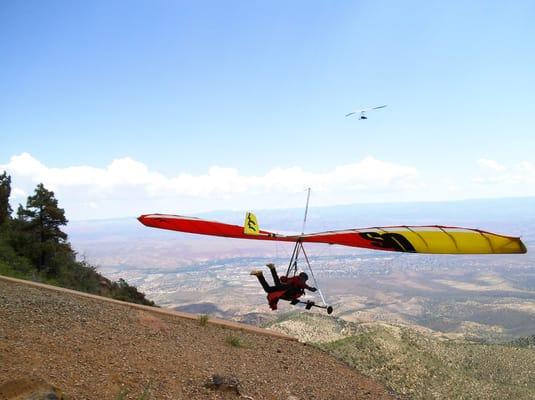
[[268, 313, 535, 400], [0, 178, 155, 308], [0, 276, 396, 400]]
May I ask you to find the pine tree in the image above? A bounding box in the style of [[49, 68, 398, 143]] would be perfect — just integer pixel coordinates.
[[16, 204, 26, 221], [0, 171, 12, 224], [20, 183, 70, 273]]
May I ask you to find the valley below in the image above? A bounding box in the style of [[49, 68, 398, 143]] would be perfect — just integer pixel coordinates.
[[67, 200, 535, 343], [97, 249, 535, 343]]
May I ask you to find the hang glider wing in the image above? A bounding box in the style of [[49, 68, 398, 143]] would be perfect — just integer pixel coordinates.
[[346, 105, 387, 116], [138, 214, 527, 255], [298, 226, 527, 254], [139, 214, 280, 241]]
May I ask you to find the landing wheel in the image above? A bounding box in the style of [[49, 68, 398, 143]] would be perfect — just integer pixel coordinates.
[[326, 306, 333, 315]]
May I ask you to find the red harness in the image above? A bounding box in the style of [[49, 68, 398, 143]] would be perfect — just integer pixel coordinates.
[[266, 276, 306, 310]]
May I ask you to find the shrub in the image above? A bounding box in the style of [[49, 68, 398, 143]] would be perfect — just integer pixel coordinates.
[[226, 335, 246, 348], [198, 314, 209, 326]]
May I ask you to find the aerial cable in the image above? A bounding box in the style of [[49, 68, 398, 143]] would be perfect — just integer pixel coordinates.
[[301, 187, 311, 235]]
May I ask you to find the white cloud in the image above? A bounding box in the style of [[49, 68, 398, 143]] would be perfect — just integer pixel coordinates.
[[3, 153, 532, 220], [478, 158, 506, 173], [11, 187, 27, 200], [475, 158, 535, 185], [1, 153, 419, 219], [513, 161, 535, 184]]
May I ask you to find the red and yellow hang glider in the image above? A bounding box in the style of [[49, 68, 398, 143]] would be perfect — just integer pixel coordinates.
[[139, 211, 526, 314], [138, 213, 526, 255]]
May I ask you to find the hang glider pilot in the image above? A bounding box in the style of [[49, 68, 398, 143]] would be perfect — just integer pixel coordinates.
[[250, 264, 317, 310]]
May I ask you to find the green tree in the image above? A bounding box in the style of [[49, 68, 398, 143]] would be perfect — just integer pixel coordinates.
[[19, 183, 70, 274], [0, 181, 155, 307], [0, 171, 12, 224], [16, 204, 25, 221], [111, 278, 155, 306]]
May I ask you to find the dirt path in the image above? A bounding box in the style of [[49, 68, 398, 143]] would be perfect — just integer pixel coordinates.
[[0, 276, 396, 399]]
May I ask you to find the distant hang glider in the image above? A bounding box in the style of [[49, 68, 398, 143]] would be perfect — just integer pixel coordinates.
[[346, 104, 387, 120], [138, 214, 527, 255]]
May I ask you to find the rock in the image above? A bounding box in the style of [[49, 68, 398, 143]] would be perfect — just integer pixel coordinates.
[[205, 374, 241, 395], [0, 377, 64, 400]]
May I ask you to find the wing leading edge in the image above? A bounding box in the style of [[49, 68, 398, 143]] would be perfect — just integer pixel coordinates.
[[138, 214, 527, 255]]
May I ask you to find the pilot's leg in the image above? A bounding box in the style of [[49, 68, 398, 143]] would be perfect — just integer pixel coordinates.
[[267, 263, 281, 286], [250, 270, 276, 293]]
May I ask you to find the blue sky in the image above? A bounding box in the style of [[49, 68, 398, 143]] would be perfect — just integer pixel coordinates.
[[1, 1, 534, 220]]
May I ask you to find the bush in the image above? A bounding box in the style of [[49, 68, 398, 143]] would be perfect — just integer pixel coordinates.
[[225, 335, 247, 348], [198, 314, 210, 326], [0, 236, 34, 278]]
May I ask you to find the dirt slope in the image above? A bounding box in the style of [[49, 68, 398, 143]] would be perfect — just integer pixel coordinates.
[[0, 277, 395, 400]]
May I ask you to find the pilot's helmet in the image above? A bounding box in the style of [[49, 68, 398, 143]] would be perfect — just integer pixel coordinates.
[[299, 272, 308, 280]]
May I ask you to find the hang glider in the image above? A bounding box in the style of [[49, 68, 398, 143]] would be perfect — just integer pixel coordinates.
[[345, 105, 387, 119], [138, 213, 526, 255], [139, 211, 526, 314]]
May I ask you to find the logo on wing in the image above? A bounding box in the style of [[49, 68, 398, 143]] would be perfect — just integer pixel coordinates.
[[244, 212, 260, 235], [359, 232, 416, 252]]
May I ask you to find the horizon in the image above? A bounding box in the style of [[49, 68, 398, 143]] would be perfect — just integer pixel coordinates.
[[63, 195, 535, 223]]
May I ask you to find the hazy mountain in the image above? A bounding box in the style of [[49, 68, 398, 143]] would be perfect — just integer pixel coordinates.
[[69, 196, 535, 238], [65, 197, 534, 268]]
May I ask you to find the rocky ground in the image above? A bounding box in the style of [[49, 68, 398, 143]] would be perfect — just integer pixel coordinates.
[[0, 277, 396, 400]]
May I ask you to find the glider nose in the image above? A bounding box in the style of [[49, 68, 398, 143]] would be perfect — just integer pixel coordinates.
[[138, 215, 149, 226]]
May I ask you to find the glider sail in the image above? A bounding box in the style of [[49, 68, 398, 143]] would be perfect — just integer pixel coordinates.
[[138, 214, 527, 255], [244, 212, 260, 235]]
